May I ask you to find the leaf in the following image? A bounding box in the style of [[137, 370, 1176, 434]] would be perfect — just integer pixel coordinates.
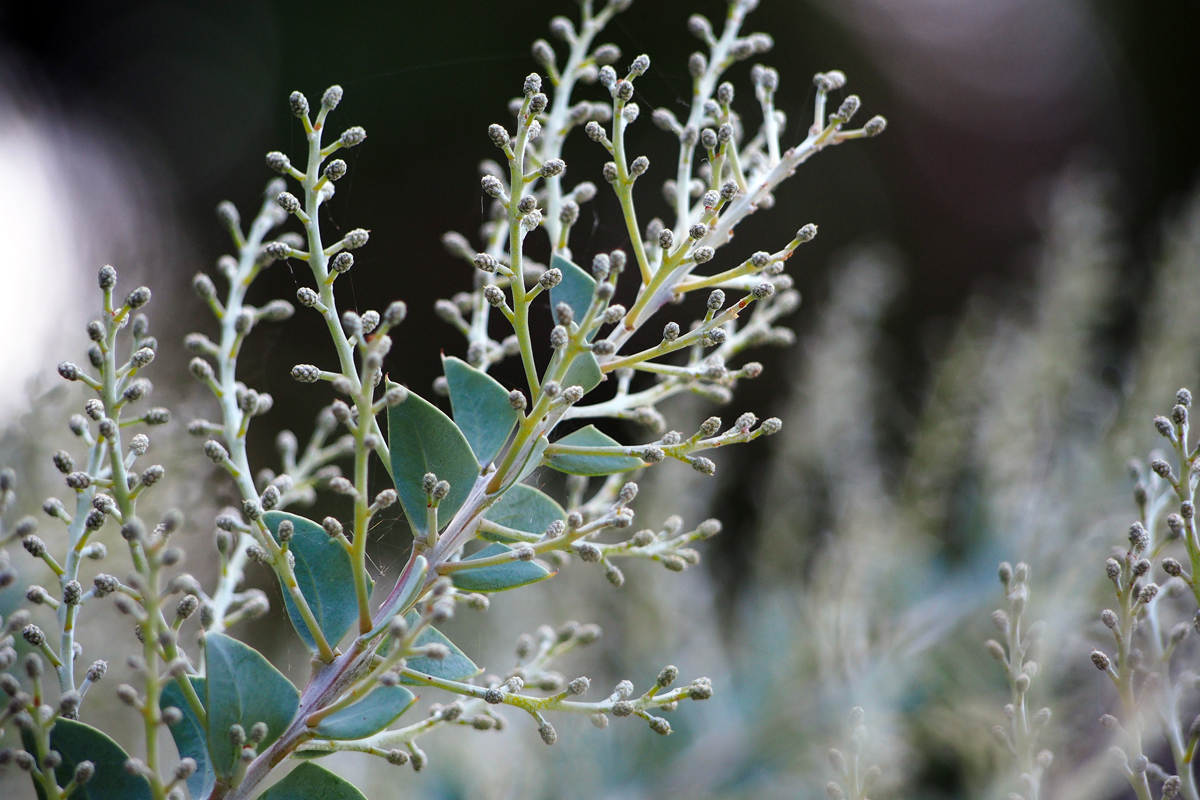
[[450, 542, 554, 593], [561, 350, 603, 394], [259, 762, 367, 800], [544, 425, 645, 476], [519, 434, 550, 483], [493, 433, 549, 495], [387, 381, 480, 537], [160, 676, 214, 800], [313, 685, 417, 740], [400, 611, 481, 685], [204, 633, 300, 778], [550, 254, 597, 340], [264, 511, 365, 652], [22, 719, 153, 800], [365, 555, 428, 640], [443, 355, 519, 466], [483, 484, 565, 540]]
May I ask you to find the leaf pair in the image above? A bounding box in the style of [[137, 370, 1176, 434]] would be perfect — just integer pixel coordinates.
[[162, 634, 417, 797], [161, 633, 300, 791]]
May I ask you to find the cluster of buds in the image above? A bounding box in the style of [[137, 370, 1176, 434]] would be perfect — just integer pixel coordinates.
[[985, 562, 1052, 800], [825, 707, 882, 800]]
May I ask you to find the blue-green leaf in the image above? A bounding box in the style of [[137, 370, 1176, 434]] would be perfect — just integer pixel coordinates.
[[259, 762, 367, 800], [483, 484, 565, 540], [550, 254, 597, 340], [22, 719, 153, 800], [160, 676, 213, 800], [450, 542, 554, 592], [400, 612, 481, 685], [264, 511, 364, 652], [387, 382, 480, 537], [443, 355, 519, 466], [204, 633, 300, 778], [495, 433, 549, 494], [313, 685, 417, 740], [544, 425, 645, 476], [561, 350, 603, 394], [366, 555, 428, 640]]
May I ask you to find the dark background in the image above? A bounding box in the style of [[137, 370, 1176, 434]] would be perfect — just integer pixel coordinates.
[[3, 0, 1199, 592]]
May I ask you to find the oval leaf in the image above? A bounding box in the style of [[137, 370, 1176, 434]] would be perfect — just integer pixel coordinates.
[[264, 511, 363, 652], [400, 611, 481, 685], [160, 676, 214, 800], [483, 484, 565, 541], [561, 351, 603, 394], [366, 555, 428, 640], [204, 633, 300, 778], [550, 254, 598, 340], [313, 685, 417, 740], [387, 382, 480, 537], [259, 762, 367, 800], [450, 542, 554, 592], [443, 355, 519, 466], [544, 425, 644, 476], [22, 719, 153, 800]]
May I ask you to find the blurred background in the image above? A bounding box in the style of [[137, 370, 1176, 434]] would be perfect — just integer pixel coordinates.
[[3, 0, 1200, 798]]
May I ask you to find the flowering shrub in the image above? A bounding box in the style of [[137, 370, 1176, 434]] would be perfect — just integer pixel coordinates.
[[0, 1, 884, 798]]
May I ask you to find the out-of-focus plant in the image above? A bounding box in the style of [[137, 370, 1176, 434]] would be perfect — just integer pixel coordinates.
[[986, 563, 1052, 800], [0, 1, 885, 798], [825, 707, 881, 800], [688, 169, 1200, 800]]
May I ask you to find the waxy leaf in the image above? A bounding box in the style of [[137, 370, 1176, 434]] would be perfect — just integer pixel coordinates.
[[493, 433, 549, 494], [561, 350, 603, 394], [443, 355, 519, 466], [366, 554, 428, 640], [450, 542, 554, 592], [160, 676, 214, 800], [313, 685, 417, 740], [259, 762, 367, 800], [550, 254, 597, 340], [544, 425, 645, 476], [481, 483, 565, 541], [204, 633, 300, 778], [387, 381, 480, 537], [400, 611, 481, 685], [264, 511, 363, 652], [23, 719, 153, 800]]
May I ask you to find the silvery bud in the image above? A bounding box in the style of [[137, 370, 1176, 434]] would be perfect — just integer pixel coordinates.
[[340, 127, 366, 147]]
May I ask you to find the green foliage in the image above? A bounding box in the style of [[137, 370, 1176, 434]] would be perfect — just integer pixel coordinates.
[[561, 350, 604, 394], [399, 611, 481, 684], [312, 685, 418, 740], [387, 381, 480, 536], [264, 511, 364, 652], [160, 676, 214, 799], [258, 763, 368, 800], [545, 425, 644, 476], [204, 633, 300, 778], [451, 542, 555, 592], [366, 554, 428, 640], [22, 720, 153, 800], [443, 355, 519, 466], [549, 254, 597, 340], [481, 483, 566, 541]]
